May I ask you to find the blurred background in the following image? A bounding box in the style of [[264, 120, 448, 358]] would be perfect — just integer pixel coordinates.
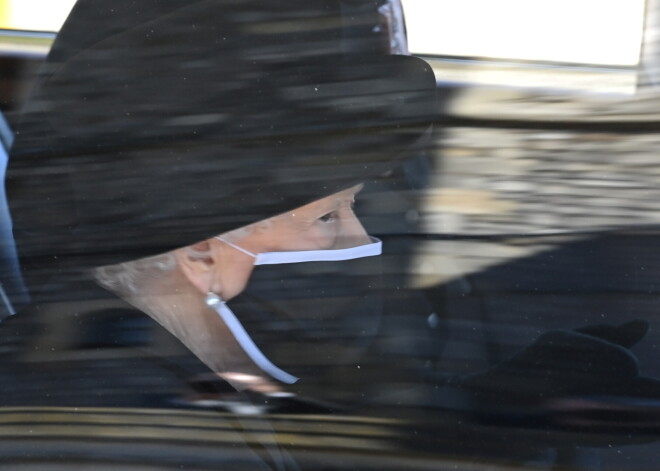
[[2, 0, 660, 390], [2, 0, 660, 388], [0, 0, 647, 67], [2, 2, 660, 469]]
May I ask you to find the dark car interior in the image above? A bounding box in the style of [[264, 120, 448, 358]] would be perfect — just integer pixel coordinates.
[[1, 1, 660, 470]]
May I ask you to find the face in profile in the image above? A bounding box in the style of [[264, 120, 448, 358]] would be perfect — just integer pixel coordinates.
[[238, 183, 369, 253], [99, 185, 373, 388], [177, 184, 371, 301], [94, 183, 379, 390]]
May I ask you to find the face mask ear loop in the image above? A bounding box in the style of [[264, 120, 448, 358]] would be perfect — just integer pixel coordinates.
[[215, 236, 258, 259], [205, 291, 299, 385]]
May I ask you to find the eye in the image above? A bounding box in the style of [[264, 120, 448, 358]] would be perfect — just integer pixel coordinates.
[[318, 211, 338, 224]]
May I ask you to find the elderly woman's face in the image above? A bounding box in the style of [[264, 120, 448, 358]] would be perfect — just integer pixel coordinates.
[[241, 183, 370, 253], [177, 184, 371, 301]]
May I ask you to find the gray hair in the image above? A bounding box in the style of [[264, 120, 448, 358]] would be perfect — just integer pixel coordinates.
[[91, 216, 283, 380], [93, 221, 267, 296], [94, 251, 178, 296]]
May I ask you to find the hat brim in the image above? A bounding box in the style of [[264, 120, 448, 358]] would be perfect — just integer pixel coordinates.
[[8, 0, 437, 283]]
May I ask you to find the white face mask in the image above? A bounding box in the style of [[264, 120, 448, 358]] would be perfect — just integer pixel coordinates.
[[206, 237, 382, 384], [214, 236, 382, 265]]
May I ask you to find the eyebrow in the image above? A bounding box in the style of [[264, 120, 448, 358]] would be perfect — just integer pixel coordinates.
[[293, 186, 363, 222], [315, 194, 354, 218], [315, 200, 341, 217]]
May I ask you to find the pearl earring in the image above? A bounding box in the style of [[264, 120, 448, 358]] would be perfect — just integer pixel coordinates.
[[205, 291, 224, 308]]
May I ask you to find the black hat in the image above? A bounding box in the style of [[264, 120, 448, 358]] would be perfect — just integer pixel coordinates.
[[7, 0, 436, 287]]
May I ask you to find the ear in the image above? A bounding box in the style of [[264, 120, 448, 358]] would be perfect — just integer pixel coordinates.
[[175, 240, 219, 295]]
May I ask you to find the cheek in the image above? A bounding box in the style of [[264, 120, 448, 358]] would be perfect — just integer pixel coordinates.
[[313, 224, 340, 249], [293, 223, 339, 250], [263, 217, 341, 251]]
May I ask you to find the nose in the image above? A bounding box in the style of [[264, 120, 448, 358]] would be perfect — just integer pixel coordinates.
[[335, 208, 370, 249]]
